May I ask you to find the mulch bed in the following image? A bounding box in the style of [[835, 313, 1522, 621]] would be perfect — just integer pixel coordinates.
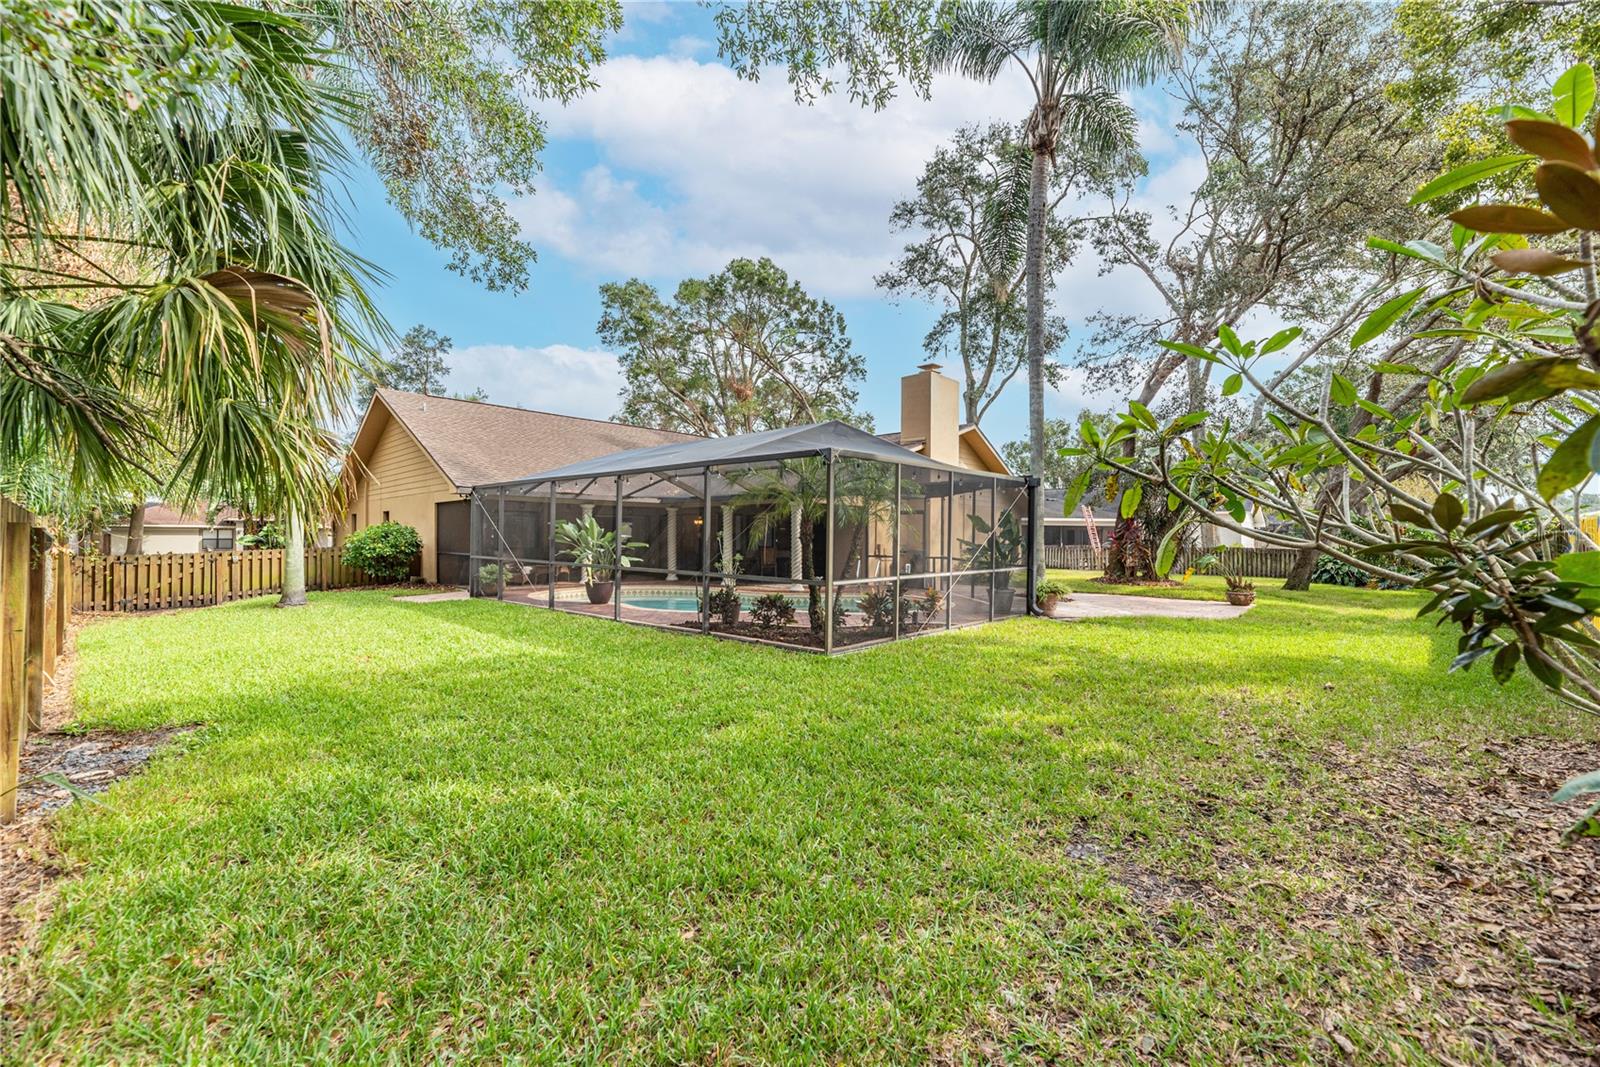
[[1086, 576, 1182, 588]]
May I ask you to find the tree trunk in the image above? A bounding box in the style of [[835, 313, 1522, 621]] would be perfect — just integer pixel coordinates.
[[277, 510, 308, 608], [1284, 545, 1319, 591], [1025, 146, 1048, 593], [126, 498, 146, 556]]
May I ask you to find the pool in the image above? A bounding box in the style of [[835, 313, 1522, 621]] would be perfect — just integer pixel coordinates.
[[619, 591, 864, 613]]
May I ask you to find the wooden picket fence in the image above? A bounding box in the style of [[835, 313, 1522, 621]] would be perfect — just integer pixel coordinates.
[[1041, 543, 1302, 578], [2, 496, 70, 824], [72, 548, 373, 613]]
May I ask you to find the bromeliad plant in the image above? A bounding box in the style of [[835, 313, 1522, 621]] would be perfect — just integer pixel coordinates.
[[553, 514, 646, 586], [1063, 60, 1600, 835]]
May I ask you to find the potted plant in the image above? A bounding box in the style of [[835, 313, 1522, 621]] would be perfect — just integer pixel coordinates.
[[554, 514, 646, 605], [477, 562, 505, 596], [1035, 577, 1070, 614], [995, 569, 1027, 613], [1224, 574, 1256, 606]]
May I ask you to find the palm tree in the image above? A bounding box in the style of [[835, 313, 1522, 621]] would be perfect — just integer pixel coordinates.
[[930, 0, 1197, 589], [2, 1, 386, 607]]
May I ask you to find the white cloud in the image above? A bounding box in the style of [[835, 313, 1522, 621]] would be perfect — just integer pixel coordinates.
[[517, 53, 1210, 324], [516, 56, 1046, 297], [447, 343, 625, 420]]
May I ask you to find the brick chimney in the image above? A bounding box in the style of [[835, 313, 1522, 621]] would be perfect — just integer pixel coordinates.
[[900, 362, 960, 464]]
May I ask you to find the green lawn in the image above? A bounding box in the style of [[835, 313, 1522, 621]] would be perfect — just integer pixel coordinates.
[[5, 585, 1588, 1062]]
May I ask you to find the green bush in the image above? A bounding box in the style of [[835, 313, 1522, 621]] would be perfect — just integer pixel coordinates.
[[1309, 554, 1371, 588], [749, 592, 796, 632], [341, 522, 422, 582]]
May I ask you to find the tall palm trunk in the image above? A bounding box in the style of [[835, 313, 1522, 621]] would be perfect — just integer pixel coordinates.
[[277, 509, 308, 608], [1025, 144, 1048, 592]]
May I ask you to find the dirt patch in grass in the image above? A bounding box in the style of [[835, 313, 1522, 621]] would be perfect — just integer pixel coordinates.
[[1061, 736, 1600, 1064], [1, 725, 193, 963], [2, 618, 195, 967]]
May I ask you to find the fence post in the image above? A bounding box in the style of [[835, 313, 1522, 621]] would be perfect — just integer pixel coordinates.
[[24, 530, 46, 734], [1, 520, 29, 823]]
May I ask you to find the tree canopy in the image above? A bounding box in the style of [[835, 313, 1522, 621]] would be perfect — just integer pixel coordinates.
[[309, 0, 621, 292], [600, 258, 868, 438], [2, 0, 383, 522]]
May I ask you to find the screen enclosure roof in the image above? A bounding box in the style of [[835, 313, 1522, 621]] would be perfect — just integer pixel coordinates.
[[474, 420, 1026, 490]]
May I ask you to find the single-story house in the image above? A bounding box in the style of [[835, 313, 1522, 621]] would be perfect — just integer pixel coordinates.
[[102, 504, 244, 555], [339, 362, 1012, 585], [1039, 490, 1258, 548]]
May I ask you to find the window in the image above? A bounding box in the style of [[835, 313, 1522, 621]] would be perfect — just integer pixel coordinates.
[[348, 512, 357, 532], [382, 510, 390, 523], [200, 529, 235, 551]]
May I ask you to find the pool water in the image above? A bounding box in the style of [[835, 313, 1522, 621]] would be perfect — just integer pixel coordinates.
[[624, 595, 705, 612], [621, 592, 864, 613]]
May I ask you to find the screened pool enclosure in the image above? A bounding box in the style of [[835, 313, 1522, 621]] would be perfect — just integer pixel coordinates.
[[468, 421, 1037, 653]]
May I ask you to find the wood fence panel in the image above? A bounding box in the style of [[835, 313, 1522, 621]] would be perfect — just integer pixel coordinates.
[[1040, 543, 1302, 579], [69, 549, 375, 613]]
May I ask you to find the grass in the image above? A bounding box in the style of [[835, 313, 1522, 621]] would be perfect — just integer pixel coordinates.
[[5, 584, 1586, 1062]]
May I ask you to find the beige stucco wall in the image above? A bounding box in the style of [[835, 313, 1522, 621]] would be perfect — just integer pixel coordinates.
[[106, 526, 209, 555], [341, 415, 461, 583]]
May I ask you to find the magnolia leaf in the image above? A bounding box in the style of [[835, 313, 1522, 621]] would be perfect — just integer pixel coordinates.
[[1492, 641, 1520, 684], [1329, 373, 1358, 406], [1553, 62, 1597, 129], [1536, 412, 1600, 500], [1119, 481, 1143, 519], [1352, 286, 1428, 349], [1390, 502, 1433, 527], [1154, 523, 1184, 577], [1447, 204, 1571, 235], [1505, 119, 1598, 168], [1127, 401, 1158, 431], [1460, 357, 1600, 406], [1554, 770, 1600, 803], [1222, 372, 1243, 397], [1366, 235, 1449, 264], [1217, 323, 1244, 355], [1555, 550, 1600, 586], [1259, 326, 1302, 355], [1060, 469, 1092, 516], [1164, 412, 1206, 436], [1489, 247, 1593, 275], [1535, 162, 1600, 230], [1355, 397, 1394, 421], [1158, 339, 1216, 362], [1432, 492, 1464, 532], [1410, 154, 1536, 205]]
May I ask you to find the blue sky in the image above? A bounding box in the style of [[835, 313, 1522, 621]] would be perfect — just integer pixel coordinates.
[[339, 2, 1199, 451]]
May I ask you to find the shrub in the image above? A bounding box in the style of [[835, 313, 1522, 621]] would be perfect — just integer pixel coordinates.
[[749, 592, 797, 632], [238, 520, 285, 549], [341, 521, 422, 582], [1310, 554, 1374, 588], [858, 587, 895, 628], [703, 585, 742, 626]]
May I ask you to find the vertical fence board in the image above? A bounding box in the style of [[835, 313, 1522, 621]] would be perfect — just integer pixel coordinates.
[[69, 549, 374, 613]]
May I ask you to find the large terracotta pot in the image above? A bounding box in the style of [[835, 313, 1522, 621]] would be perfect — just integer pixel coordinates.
[[1226, 589, 1255, 607], [587, 581, 614, 605]]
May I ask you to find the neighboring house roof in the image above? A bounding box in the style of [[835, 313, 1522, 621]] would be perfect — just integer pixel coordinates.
[[111, 504, 240, 529], [877, 423, 1011, 475], [1039, 490, 1118, 522], [355, 389, 700, 492]]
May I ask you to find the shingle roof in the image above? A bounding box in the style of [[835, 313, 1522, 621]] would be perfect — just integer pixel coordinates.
[[1040, 489, 1117, 521], [374, 389, 699, 491]]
